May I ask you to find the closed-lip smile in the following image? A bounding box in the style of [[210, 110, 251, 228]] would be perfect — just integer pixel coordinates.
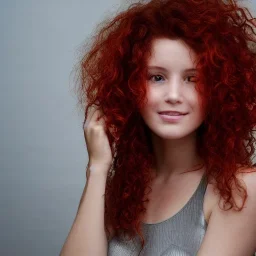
[[158, 111, 188, 115]]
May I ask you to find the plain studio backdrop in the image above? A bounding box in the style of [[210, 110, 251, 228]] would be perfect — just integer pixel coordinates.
[[1, 0, 256, 255]]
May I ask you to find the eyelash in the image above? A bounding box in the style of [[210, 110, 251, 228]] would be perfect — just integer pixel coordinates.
[[147, 74, 198, 83]]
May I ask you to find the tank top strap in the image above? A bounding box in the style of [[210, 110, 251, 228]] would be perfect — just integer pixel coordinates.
[[197, 172, 208, 198]]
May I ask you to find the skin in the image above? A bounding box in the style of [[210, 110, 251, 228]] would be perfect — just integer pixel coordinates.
[[139, 37, 205, 183], [108, 39, 256, 255], [138, 38, 256, 254]]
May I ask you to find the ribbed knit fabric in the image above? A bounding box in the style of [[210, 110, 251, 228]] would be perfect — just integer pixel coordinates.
[[108, 173, 208, 256]]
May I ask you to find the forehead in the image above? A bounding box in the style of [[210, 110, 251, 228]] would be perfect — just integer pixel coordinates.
[[147, 38, 197, 70]]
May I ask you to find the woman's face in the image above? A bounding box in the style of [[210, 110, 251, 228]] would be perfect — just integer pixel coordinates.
[[139, 38, 205, 140]]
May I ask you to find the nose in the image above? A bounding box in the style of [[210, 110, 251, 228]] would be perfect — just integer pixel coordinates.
[[164, 78, 182, 103]]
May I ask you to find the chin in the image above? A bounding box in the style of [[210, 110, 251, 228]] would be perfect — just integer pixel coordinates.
[[152, 130, 192, 140]]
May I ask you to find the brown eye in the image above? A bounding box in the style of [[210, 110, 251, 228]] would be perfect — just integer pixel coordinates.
[[186, 76, 198, 83], [148, 74, 164, 82]]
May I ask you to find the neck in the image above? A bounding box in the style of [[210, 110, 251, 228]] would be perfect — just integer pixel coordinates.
[[150, 131, 204, 180]]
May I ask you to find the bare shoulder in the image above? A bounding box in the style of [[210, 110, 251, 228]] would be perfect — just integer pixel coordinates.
[[204, 166, 256, 223], [232, 166, 256, 207], [197, 166, 256, 255], [236, 165, 256, 181], [207, 166, 256, 203]]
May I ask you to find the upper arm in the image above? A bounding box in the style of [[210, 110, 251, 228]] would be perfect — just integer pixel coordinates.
[[197, 170, 256, 256]]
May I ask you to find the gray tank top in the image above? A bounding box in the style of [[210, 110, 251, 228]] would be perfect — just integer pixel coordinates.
[[108, 173, 208, 256]]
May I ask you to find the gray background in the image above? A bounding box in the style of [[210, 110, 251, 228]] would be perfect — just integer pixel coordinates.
[[1, 0, 255, 255]]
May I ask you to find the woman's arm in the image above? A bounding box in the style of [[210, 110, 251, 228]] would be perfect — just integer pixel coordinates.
[[197, 170, 256, 256], [59, 163, 109, 256]]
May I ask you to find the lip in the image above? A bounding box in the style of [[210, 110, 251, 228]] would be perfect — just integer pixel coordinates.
[[159, 113, 187, 122], [158, 111, 188, 115]]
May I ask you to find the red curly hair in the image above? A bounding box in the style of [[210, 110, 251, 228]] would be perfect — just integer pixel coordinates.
[[72, 0, 256, 252]]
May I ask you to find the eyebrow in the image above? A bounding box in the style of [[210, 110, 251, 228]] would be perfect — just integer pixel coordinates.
[[147, 66, 197, 72]]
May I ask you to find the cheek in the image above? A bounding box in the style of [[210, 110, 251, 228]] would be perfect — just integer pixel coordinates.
[[144, 90, 160, 109], [139, 97, 157, 121], [189, 89, 203, 111], [196, 95, 206, 118]]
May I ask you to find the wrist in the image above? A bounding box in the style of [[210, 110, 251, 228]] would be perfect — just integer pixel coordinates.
[[86, 162, 110, 178]]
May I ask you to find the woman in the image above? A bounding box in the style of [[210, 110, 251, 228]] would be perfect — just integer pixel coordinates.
[[60, 0, 256, 255]]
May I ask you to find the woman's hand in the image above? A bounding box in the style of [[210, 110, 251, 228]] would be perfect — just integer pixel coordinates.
[[83, 105, 113, 176]]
